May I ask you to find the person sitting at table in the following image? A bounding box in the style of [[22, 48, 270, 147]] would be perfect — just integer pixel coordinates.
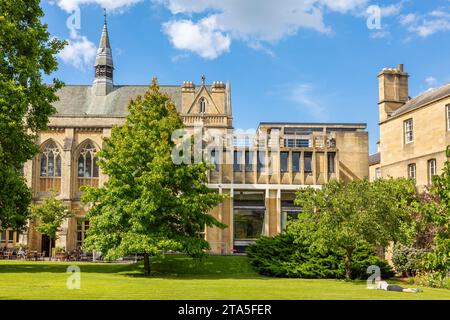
[[17, 246, 26, 260]]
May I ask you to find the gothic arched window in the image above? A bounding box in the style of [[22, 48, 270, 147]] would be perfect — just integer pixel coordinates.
[[40, 143, 61, 177], [199, 98, 206, 113], [77, 144, 99, 178]]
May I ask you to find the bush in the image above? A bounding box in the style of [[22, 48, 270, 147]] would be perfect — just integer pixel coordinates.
[[349, 244, 395, 280], [392, 243, 428, 276], [246, 233, 394, 280], [414, 271, 450, 289]]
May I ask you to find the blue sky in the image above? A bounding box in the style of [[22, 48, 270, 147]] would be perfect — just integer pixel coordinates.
[[42, 0, 450, 154]]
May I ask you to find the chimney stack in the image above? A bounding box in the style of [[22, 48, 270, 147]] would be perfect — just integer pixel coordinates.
[[378, 64, 409, 122]]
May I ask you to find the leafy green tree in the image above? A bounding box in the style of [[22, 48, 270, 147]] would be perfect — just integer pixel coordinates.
[[293, 178, 417, 280], [425, 146, 450, 272], [81, 80, 225, 275], [30, 194, 73, 260], [0, 0, 65, 230]]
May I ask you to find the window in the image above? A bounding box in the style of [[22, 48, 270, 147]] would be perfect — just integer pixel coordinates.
[[257, 151, 265, 173], [280, 194, 301, 230], [447, 105, 450, 131], [0, 230, 15, 244], [304, 152, 313, 173], [234, 151, 242, 172], [245, 151, 253, 171], [210, 150, 220, 171], [233, 191, 265, 241], [40, 143, 61, 177], [284, 139, 310, 148], [234, 210, 265, 240], [375, 167, 381, 179], [428, 159, 437, 185], [408, 164, 416, 181], [76, 219, 89, 249], [327, 152, 336, 174], [404, 119, 414, 144], [281, 210, 301, 231], [199, 98, 206, 113], [292, 152, 300, 173], [280, 152, 289, 173], [78, 144, 99, 178]]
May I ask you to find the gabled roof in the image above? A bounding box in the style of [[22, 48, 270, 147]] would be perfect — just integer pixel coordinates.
[[390, 82, 450, 119], [52, 84, 215, 117], [369, 152, 380, 166], [52, 85, 180, 117]]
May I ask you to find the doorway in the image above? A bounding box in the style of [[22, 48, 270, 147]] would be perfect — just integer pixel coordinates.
[[41, 235, 55, 257]]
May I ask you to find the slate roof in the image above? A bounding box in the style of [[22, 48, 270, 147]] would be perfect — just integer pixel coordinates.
[[369, 152, 380, 166], [52, 85, 210, 117], [390, 82, 450, 119]]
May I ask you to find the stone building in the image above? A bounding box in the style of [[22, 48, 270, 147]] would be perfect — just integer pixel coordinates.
[[370, 64, 450, 187], [8, 18, 369, 255]]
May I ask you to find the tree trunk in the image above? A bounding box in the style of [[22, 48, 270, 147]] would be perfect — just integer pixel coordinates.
[[344, 247, 354, 281], [143, 253, 150, 276], [48, 237, 52, 262]]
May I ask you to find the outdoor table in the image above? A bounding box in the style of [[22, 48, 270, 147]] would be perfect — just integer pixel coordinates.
[[31, 251, 38, 261]]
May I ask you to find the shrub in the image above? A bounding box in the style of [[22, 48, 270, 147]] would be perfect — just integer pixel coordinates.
[[246, 233, 394, 280], [392, 243, 428, 276], [414, 271, 450, 289], [348, 244, 395, 280]]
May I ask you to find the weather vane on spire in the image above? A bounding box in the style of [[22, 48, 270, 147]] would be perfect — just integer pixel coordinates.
[[104, 8, 107, 24]]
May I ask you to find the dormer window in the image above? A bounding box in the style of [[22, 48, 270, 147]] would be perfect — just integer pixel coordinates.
[[199, 98, 206, 113]]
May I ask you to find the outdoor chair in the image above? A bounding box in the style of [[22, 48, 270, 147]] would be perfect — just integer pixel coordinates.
[[38, 251, 45, 261]]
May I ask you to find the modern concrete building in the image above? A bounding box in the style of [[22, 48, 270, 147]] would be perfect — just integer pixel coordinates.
[[6, 18, 369, 255], [371, 64, 450, 187]]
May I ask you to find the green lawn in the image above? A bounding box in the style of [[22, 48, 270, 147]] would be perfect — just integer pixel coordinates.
[[0, 255, 449, 300]]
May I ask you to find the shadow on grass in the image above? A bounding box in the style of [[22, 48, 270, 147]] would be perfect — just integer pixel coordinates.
[[0, 255, 264, 280]]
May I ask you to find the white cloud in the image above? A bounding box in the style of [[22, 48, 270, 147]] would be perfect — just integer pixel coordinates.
[[425, 76, 437, 85], [402, 10, 450, 38], [163, 16, 231, 59], [54, 0, 143, 12], [379, 4, 402, 17], [319, 0, 368, 13], [410, 19, 450, 37], [51, 0, 140, 69], [399, 13, 416, 26], [370, 30, 391, 39], [287, 83, 326, 119], [155, 0, 375, 59], [58, 33, 97, 69]]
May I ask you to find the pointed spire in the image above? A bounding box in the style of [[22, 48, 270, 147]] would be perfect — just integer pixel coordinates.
[[98, 8, 111, 49], [93, 9, 114, 96]]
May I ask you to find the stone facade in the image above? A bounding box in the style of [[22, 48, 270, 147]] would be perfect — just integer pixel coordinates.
[[18, 18, 369, 256], [371, 64, 450, 187]]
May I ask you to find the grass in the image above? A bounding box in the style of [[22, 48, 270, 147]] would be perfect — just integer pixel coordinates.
[[0, 255, 449, 300]]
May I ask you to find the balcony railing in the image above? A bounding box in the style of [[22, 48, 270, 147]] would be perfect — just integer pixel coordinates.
[[181, 115, 228, 126]]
